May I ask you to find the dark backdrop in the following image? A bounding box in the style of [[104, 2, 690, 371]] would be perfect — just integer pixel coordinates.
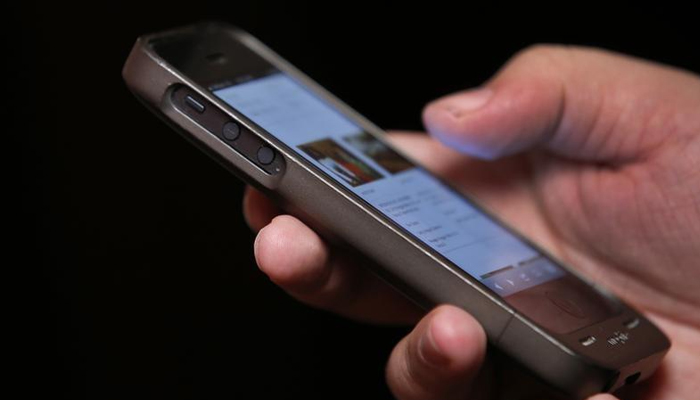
[[14, 2, 699, 399]]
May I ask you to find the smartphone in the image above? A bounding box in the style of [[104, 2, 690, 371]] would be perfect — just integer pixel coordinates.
[[122, 22, 669, 398]]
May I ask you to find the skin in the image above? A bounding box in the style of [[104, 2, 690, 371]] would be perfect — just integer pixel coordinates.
[[242, 45, 700, 399]]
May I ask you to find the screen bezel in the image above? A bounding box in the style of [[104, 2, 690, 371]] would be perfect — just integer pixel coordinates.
[[148, 24, 623, 336]]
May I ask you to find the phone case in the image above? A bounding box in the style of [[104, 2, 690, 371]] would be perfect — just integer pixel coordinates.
[[122, 22, 669, 398]]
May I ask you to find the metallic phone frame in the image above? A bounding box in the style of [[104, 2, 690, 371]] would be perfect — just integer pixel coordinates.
[[122, 22, 669, 398]]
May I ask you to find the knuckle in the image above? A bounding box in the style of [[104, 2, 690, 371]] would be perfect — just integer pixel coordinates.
[[517, 43, 567, 60], [510, 43, 576, 72]]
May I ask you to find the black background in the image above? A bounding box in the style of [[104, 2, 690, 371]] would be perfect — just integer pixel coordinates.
[[14, 2, 699, 399]]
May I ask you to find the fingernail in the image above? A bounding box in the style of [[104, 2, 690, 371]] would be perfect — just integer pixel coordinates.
[[437, 87, 493, 118], [253, 226, 266, 261], [419, 321, 451, 367]]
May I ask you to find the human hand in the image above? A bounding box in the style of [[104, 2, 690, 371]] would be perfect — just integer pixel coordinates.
[[243, 45, 700, 399]]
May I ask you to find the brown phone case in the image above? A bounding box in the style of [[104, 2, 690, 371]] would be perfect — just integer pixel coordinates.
[[123, 22, 669, 398]]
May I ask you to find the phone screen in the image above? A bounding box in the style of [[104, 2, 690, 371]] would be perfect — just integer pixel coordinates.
[[153, 32, 619, 334], [212, 72, 566, 297]]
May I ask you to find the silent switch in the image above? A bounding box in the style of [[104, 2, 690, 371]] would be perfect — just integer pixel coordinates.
[[184, 95, 206, 113]]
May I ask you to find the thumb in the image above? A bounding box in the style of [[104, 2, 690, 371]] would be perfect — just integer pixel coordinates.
[[422, 45, 700, 162], [385, 305, 486, 400]]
